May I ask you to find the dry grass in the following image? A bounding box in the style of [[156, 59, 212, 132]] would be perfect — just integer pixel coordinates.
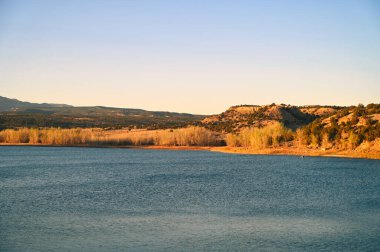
[[225, 122, 293, 149], [95, 127, 223, 146], [0, 128, 98, 145], [0, 127, 223, 146]]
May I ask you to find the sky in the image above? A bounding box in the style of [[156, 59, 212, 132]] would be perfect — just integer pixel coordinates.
[[0, 0, 379, 114]]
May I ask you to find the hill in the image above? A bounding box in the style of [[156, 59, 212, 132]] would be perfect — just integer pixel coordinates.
[[201, 104, 340, 133]]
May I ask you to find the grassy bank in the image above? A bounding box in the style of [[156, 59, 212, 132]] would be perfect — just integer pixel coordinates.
[[0, 127, 224, 146], [1, 125, 379, 159]]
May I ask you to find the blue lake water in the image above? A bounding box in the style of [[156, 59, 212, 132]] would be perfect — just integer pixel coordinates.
[[0, 146, 379, 251]]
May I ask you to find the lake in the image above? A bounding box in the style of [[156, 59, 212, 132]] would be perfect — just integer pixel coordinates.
[[0, 146, 379, 251]]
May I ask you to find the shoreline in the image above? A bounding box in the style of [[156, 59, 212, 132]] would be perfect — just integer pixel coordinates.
[[1, 143, 379, 160], [209, 146, 380, 160]]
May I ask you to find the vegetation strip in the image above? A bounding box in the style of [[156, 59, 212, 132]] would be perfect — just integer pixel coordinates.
[[0, 101, 379, 159]]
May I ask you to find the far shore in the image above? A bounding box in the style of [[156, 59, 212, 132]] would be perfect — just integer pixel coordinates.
[[1, 143, 379, 160]]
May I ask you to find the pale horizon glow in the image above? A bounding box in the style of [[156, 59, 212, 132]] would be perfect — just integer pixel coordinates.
[[0, 0, 379, 114]]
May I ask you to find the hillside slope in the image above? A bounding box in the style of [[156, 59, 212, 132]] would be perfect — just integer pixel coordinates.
[[299, 103, 380, 149], [201, 104, 339, 132]]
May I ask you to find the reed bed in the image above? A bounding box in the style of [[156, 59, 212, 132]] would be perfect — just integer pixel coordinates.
[[225, 122, 293, 149], [0, 127, 223, 146]]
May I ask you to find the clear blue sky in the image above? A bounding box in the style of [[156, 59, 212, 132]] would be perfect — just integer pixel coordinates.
[[0, 0, 379, 114]]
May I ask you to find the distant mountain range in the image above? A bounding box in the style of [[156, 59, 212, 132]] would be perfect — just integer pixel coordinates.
[[0, 96, 205, 129], [0, 96, 72, 112]]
